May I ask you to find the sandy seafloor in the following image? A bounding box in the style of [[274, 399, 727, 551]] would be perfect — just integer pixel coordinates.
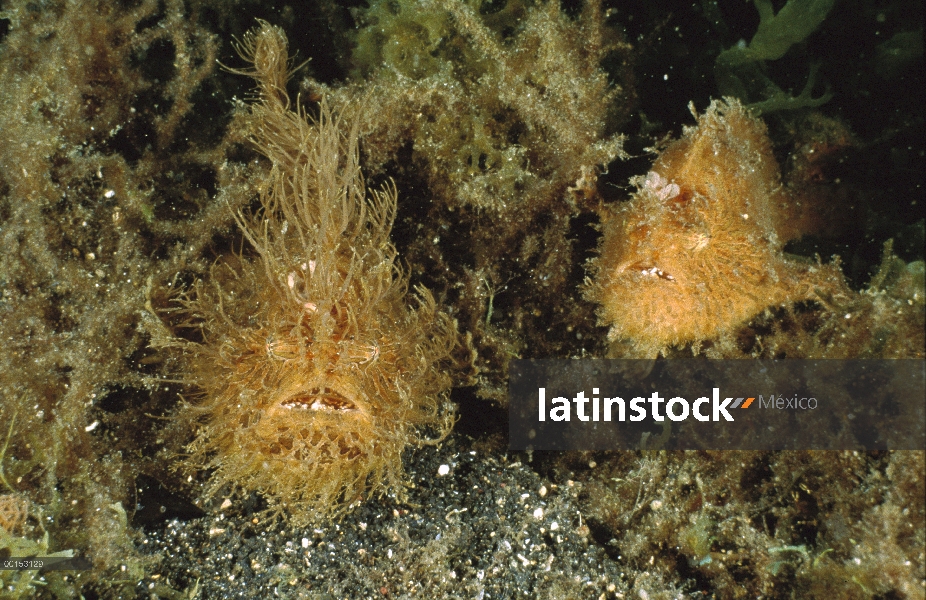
[[137, 435, 624, 599]]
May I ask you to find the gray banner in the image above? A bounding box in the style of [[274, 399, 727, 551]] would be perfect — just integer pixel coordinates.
[[509, 359, 926, 450]]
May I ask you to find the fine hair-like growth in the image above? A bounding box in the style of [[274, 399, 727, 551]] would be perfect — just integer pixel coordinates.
[[586, 98, 847, 357], [170, 22, 459, 523]]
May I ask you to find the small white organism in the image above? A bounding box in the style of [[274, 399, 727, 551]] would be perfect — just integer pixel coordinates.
[[642, 171, 680, 202]]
